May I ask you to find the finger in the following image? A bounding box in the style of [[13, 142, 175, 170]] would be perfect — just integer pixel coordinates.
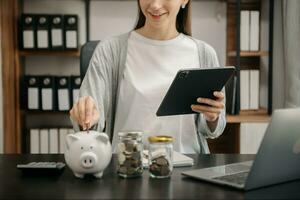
[[197, 97, 225, 109], [77, 97, 86, 129], [69, 107, 78, 122], [203, 111, 218, 122], [85, 96, 95, 125], [213, 91, 225, 101], [71, 104, 81, 126], [91, 107, 100, 126], [191, 104, 222, 114]]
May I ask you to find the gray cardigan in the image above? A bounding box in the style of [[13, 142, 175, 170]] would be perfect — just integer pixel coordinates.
[[71, 32, 226, 154]]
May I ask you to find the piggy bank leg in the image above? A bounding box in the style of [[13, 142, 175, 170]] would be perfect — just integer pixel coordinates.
[[74, 172, 84, 179], [94, 171, 103, 178]]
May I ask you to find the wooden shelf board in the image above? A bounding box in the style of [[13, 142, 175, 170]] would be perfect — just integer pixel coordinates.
[[228, 51, 269, 57], [21, 110, 69, 115], [226, 108, 271, 123], [19, 50, 80, 57]]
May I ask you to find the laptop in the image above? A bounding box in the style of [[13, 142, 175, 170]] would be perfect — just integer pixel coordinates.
[[182, 108, 300, 190]]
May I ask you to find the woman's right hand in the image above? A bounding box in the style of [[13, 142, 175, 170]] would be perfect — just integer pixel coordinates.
[[69, 96, 100, 130]]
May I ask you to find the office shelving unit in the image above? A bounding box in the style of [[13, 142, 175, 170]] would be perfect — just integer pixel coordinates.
[[208, 0, 274, 153]]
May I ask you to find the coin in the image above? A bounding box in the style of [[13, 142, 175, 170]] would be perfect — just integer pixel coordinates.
[[156, 156, 169, 166], [118, 153, 126, 165], [149, 155, 171, 178], [117, 139, 143, 177], [117, 143, 126, 152]]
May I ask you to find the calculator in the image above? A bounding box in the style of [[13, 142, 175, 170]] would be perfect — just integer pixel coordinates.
[[17, 162, 65, 175]]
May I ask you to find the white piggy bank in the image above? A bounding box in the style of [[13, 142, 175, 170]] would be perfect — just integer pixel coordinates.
[[64, 131, 112, 178]]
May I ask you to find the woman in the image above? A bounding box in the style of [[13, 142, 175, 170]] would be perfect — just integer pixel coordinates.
[[70, 0, 226, 154]]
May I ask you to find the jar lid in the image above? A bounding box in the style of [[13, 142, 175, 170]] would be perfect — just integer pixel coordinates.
[[118, 131, 143, 139], [148, 135, 173, 143]]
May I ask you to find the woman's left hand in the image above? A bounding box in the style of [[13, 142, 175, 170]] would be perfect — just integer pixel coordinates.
[[191, 91, 225, 122]]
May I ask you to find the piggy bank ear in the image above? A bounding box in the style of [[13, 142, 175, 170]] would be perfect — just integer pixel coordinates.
[[65, 134, 80, 150], [95, 133, 109, 144]]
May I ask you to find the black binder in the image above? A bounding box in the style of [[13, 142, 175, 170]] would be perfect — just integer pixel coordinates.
[[20, 14, 37, 50], [55, 76, 71, 111], [70, 76, 81, 106], [36, 15, 50, 50], [50, 15, 64, 50], [25, 76, 40, 110], [64, 15, 78, 50], [40, 76, 55, 111]]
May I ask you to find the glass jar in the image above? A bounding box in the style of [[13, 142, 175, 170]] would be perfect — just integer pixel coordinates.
[[148, 136, 173, 178], [117, 131, 143, 178]]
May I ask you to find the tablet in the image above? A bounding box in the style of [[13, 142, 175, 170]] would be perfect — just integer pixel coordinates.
[[156, 67, 235, 116]]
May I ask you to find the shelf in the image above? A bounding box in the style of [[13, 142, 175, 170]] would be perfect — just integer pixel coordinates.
[[21, 110, 69, 115], [228, 51, 269, 57], [226, 108, 271, 123], [19, 50, 80, 57]]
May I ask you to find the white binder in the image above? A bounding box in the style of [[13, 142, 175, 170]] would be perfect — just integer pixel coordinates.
[[40, 129, 49, 154], [240, 10, 250, 51], [59, 128, 69, 154], [240, 70, 250, 110], [250, 11, 260, 51], [249, 70, 260, 109], [30, 129, 40, 154], [49, 128, 59, 154]]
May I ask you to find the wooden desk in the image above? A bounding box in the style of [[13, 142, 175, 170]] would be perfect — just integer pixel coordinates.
[[0, 154, 299, 199]]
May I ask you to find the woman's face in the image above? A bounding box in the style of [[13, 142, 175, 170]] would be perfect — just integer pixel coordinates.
[[139, 0, 187, 29]]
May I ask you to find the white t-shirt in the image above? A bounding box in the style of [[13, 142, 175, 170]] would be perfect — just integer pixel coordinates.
[[112, 31, 201, 153]]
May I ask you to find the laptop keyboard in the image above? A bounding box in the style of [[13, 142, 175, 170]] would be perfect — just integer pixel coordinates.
[[212, 171, 249, 185]]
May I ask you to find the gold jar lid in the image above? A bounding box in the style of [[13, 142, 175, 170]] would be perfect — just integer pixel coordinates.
[[148, 135, 173, 143]]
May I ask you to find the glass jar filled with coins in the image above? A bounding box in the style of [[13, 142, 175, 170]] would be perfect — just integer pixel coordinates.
[[117, 131, 143, 178], [148, 136, 173, 178]]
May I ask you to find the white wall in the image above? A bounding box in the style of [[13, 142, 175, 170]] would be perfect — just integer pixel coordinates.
[[191, 1, 226, 66]]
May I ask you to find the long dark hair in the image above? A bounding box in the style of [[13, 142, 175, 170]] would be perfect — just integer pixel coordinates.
[[134, 0, 192, 36]]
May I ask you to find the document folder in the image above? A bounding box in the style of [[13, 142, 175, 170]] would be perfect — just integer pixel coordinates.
[[25, 75, 40, 110], [50, 15, 64, 50], [36, 15, 50, 49], [70, 76, 81, 106], [20, 14, 36, 50], [64, 15, 78, 50], [40, 76, 55, 111], [56, 76, 71, 111]]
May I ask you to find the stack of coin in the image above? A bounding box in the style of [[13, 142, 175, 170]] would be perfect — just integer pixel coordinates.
[[117, 140, 143, 178], [148, 136, 173, 178], [149, 155, 171, 177]]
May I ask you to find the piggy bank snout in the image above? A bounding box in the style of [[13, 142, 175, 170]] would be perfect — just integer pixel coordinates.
[[80, 152, 98, 169]]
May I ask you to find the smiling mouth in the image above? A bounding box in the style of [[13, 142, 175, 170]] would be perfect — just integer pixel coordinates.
[[149, 12, 166, 19]]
